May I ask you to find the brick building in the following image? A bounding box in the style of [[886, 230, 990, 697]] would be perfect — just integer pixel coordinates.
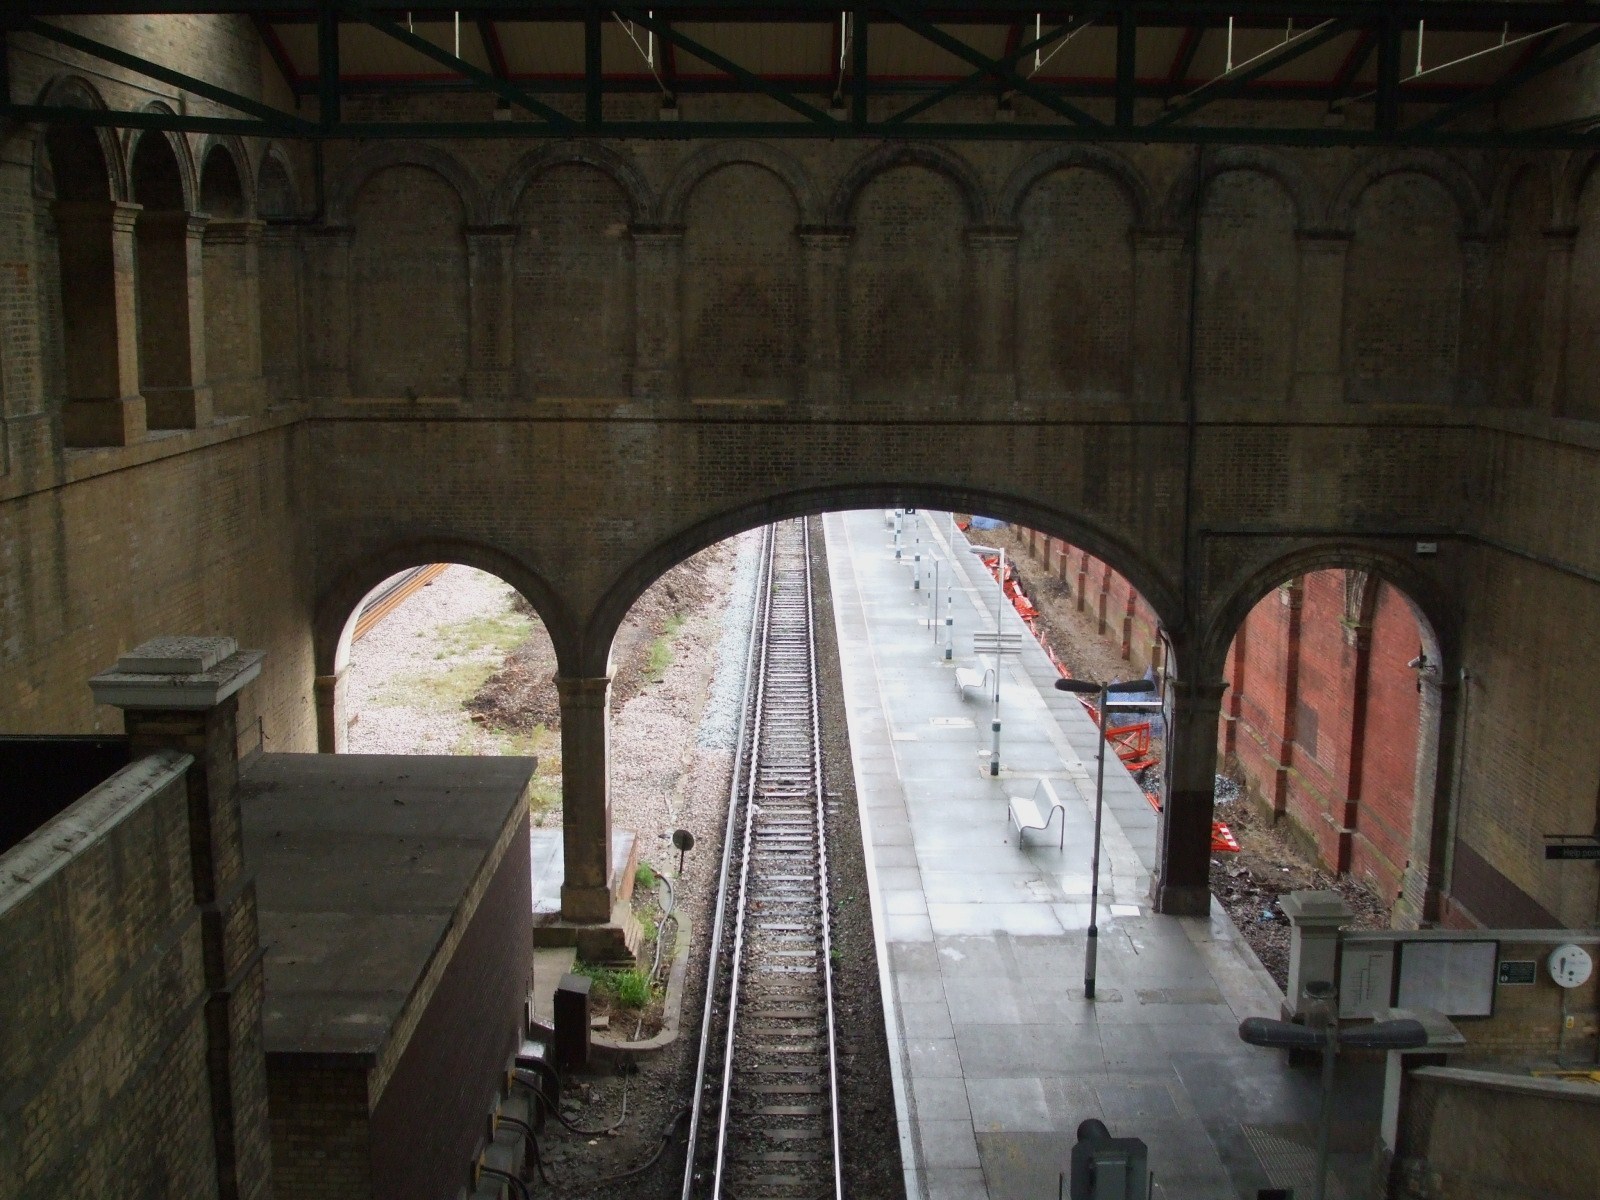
[[6, 6, 1600, 1197]]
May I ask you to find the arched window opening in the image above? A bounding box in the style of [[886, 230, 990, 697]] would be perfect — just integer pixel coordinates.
[[42, 125, 142, 446], [199, 146, 263, 417], [130, 132, 205, 428], [1216, 568, 1440, 956]]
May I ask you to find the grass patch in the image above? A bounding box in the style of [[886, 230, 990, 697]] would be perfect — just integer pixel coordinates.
[[437, 610, 534, 658], [574, 962, 657, 1012], [376, 660, 499, 713], [635, 862, 657, 890]]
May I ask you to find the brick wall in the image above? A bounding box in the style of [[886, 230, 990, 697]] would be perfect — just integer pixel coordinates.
[[0, 752, 220, 1200], [1222, 571, 1426, 903]]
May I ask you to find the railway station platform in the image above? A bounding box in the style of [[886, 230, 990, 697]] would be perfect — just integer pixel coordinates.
[[823, 510, 1381, 1200]]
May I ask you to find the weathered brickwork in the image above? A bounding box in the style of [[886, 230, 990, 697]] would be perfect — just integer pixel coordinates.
[[3, 15, 1600, 956], [0, 754, 220, 1200]]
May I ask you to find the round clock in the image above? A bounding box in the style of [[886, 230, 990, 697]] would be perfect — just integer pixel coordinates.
[[1547, 944, 1593, 989]]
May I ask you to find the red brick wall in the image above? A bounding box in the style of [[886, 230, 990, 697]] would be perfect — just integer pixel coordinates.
[[1028, 534, 1164, 675], [1220, 570, 1425, 903]]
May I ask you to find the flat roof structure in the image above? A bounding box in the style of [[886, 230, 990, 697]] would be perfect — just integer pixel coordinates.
[[239, 752, 535, 1062], [825, 509, 1381, 1200]]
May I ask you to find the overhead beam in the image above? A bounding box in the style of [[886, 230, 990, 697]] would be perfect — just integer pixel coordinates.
[[1150, 16, 1354, 128], [1115, 6, 1136, 127], [346, 1, 578, 130], [885, 12, 1106, 126], [253, 15, 303, 95], [1168, 24, 1205, 87], [884, 2, 1103, 126], [1331, 28, 1375, 96], [478, 17, 509, 80], [21, 16, 314, 130], [617, 8, 840, 127], [1413, 25, 1600, 132]]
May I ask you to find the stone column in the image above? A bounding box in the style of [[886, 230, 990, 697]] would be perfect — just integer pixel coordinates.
[[303, 226, 353, 400], [1292, 231, 1350, 405], [465, 225, 516, 402], [314, 668, 349, 753], [1536, 227, 1576, 416], [202, 218, 266, 418], [1131, 230, 1186, 406], [89, 637, 271, 1200], [55, 199, 147, 446], [1393, 667, 1457, 929], [557, 674, 614, 922], [965, 226, 1019, 406], [799, 226, 850, 406], [138, 211, 213, 429], [631, 225, 683, 403], [1153, 679, 1227, 916]]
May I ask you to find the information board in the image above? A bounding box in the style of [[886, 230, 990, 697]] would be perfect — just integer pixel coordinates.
[[1396, 940, 1499, 1017]]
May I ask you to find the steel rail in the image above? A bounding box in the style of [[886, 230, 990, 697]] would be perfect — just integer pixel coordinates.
[[680, 522, 775, 1200], [684, 517, 843, 1200]]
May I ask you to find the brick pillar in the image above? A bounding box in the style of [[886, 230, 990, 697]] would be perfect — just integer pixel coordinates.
[[1121, 587, 1135, 660], [2, 144, 47, 455], [138, 211, 212, 429], [800, 226, 850, 406], [1394, 666, 1457, 929], [314, 668, 349, 753], [1270, 581, 1305, 818], [557, 674, 614, 922], [631, 225, 682, 402], [304, 226, 353, 399], [1131, 230, 1185, 406], [1292, 231, 1349, 405], [258, 222, 304, 404], [1340, 612, 1375, 875], [1220, 619, 1246, 759], [1537, 227, 1576, 417], [965, 226, 1018, 405], [89, 638, 272, 1200], [1076, 551, 1089, 612], [1154, 679, 1227, 915], [465, 224, 516, 402], [202, 218, 266, 418], [1096, 562, 1111, 635], [55, 200, 147, 446]]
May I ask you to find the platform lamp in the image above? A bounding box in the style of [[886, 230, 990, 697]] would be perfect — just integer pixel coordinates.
[[1053, 675, 1156, 999], [965, 541, 1009, 775], [1238, 986, 1428, 1200]]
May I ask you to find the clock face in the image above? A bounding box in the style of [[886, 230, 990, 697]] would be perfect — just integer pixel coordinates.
[[1548, 944, 1594, 989]]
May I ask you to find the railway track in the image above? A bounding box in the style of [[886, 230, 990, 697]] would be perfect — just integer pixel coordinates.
[[682, 518, 844, 1200]]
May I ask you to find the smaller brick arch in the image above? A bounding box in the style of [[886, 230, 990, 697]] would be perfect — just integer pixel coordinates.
[[826, 142, 992, 226], [1556, 148, 1600, 229], [326, 142, 489, 227], [254, 143, 300, 218], [30, 75, 125, 201], [1330, 151, 1487, 236], [1486, 155, 1560, 235], [657, 140, 821, 226], [579, 485, 1182, 679], [1199, 541, 1456, 685], [126, 106, 198, 214], [998, 144, 1154, 228], [1161, 146, 1322, 231], [313, 537, 580, 680], [196, 135, 256, 217], [492, 142, 653, 225]]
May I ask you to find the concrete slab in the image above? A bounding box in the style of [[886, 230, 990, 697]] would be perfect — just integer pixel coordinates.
[[825, 510, 1382, 1200], [240, 752, 534, 1057]]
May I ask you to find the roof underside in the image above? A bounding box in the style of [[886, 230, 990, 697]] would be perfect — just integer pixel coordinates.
[[12, 4, 1600, 146]]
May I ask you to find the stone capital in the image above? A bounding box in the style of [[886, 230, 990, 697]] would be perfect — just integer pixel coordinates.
[[964, 225, 1021, 248], [52, 198, 142, 233], [91, 637, 263, 711], [798, 225, 853, 248], [556, 674, 614, 711], [203, 217, 265, 245]]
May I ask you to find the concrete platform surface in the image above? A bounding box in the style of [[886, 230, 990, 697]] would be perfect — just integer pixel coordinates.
[[240, 752, 534, 1055], [825, 510, 1381, 1200]]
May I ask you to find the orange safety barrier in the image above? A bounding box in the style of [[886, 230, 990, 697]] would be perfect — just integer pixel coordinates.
[[1211, 822, 1241, 854]]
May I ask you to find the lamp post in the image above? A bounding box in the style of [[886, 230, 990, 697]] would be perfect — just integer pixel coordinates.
[[966, 542, 1008, 775], [1054, 674, 1156, 999], [1237, 987, 1428, 1200]]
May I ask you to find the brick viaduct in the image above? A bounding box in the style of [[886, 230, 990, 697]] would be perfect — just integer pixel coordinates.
[[5, 19, 1600, 935]]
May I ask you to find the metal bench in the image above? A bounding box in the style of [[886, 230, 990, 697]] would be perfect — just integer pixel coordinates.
[[954, 663, 993, 699], [1008, 780, 1067, 849]]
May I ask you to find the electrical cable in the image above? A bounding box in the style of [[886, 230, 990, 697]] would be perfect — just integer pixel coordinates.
[[556, 1106, 692, 1193], [477, 1163, 532, 1200], [494, 1114, 552, 1187], [512, 1069, 629, 1137]]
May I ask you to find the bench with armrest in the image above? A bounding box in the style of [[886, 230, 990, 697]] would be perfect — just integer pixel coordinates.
[[954, 659, 995, 699], [1008, 779, 1068, 849]]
